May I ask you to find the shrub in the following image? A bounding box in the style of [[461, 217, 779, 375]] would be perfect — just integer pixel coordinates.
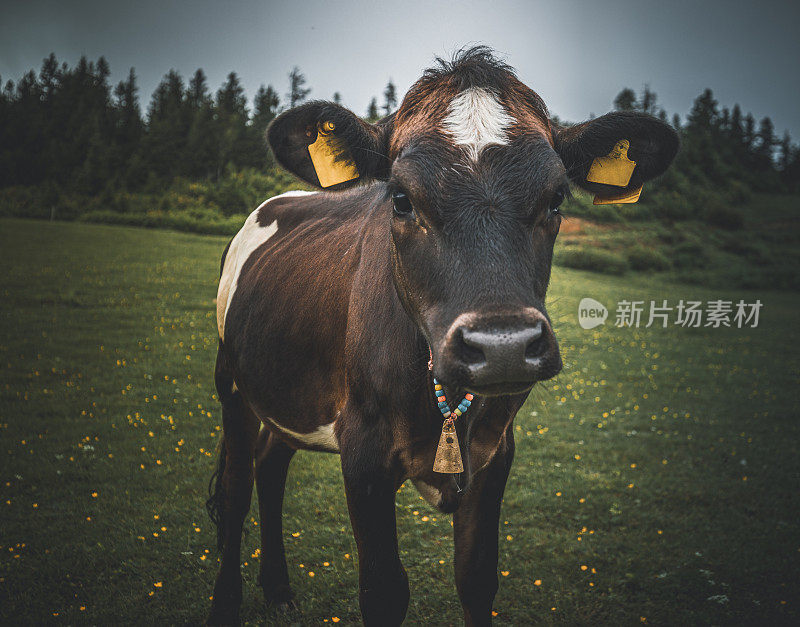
[[671, 240, 710, 269], [79, 209, 246, 236], [561, 192, 594, 219], [560, 191, 625, 224], [647, 189, 697, 221], [0, 186, 47, 219], [719, 236, 772, 265], [726, 179, 752, 204], [586, 203, 624, 224], [616, 201, 654, 221], [648, 167, 738, 224], [654, 224, 684, 245], [554, 246, 628, 275], [0, 185, 85, 220], [706, 203, 744, 230], [626, 245, 671, 271]]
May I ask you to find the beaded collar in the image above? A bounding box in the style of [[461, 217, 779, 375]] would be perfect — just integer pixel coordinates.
[[428, 350, 476, 474]]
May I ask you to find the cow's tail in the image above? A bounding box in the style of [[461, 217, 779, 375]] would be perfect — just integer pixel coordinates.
[[207, 240, 235, 552], [206, 442, 227, 552]]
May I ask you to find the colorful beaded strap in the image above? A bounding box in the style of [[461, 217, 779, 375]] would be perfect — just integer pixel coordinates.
[[428, 348, 476, 475], [432, 377, 474, 475], [433, 378, 474, 420]]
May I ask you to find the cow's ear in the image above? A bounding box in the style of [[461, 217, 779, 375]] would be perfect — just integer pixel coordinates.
[[554, 111, 679, 200], [267, 101, 393, 190]]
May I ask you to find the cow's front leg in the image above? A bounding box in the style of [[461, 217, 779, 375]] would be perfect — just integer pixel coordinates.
[[340, 436, 409, 626], [453, 428, 515, 627]]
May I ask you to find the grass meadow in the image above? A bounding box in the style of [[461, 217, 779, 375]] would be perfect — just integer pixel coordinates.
[[1, 218, 798, 625]]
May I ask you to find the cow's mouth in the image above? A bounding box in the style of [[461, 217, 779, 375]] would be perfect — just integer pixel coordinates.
[[465, 379, 536, 397]]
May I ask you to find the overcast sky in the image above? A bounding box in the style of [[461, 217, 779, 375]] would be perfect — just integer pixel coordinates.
[[2, 0, 799, 138]]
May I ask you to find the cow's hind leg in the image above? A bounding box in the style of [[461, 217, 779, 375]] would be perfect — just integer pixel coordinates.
[[254, 429, 297, 611], [207, 361, 259, 625]]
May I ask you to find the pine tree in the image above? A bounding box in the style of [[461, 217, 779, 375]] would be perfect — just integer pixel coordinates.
[[639, 85, 658, 115], [96, 57, 111, 85], [287, 67, 311, 108], [366, 97, 379, 122], [2, 70, 41, 185], [77, 57, 116, 193], [756, 116, 775, 160], [332, 92, 342, 105], [184, 72, 216, 180], [720, 107, 730, 132], [779, 131, 792, 172], [143, 69, 191, 180], [112, 68, 144, 187], [252, 85, 279, 129], [217, 72, 247, 117], [743, 113, 756, 150], [730, 104, 743, 144], [187, 69, 211, 111], [687, 89, 718, 131], [213, 72, 250, 174], [39, 53, 60, 99], [782, 142, 800, 191], [36, 55, 61, 184], [613, 88, 636, 111], [248, 85, 280, 167], [383, 80, 397, 116]]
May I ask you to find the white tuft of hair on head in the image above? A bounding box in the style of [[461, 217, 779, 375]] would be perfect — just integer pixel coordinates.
[[442, 87, 516, 162]]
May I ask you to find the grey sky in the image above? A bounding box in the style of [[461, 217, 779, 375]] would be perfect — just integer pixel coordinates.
[[2, 0, 799, 138]]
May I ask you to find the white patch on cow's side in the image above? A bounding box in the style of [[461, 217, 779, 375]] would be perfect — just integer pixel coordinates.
[[412, 479, 442, 508], [216, 190, 317, 340], [442, 87, 516, 162], [263, 416, 340, 453]]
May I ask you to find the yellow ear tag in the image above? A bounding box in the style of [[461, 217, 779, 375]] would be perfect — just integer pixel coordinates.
[[307, 121, 359, 188], [586, 139, 636, 187], [593, 185, 642, 205]]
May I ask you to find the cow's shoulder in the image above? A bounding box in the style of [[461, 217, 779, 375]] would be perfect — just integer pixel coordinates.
[[217, 191, 317, 339], [255, 189, 321, 231]]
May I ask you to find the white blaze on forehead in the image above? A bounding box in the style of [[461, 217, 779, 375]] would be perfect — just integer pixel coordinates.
[[442, 87, 516, 162], [216, 190, 317, 340]]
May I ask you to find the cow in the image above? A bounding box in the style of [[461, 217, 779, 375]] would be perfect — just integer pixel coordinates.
[[206, 47, 678, 625]]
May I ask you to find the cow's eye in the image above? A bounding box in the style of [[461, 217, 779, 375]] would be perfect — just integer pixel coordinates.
[[392, 191, 414, 218], [550, 190, 565, 215]]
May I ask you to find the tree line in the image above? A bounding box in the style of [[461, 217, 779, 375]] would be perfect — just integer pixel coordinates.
[[0, 54, 797, 212], [611, 85, 799, 193], [0, 54, 400, 196]]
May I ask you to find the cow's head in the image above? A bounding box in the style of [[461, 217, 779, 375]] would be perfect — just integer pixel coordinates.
[[268, 47, 678, 396]]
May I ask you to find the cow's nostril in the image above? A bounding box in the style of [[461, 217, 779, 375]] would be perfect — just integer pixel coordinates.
[[524, 322, 546, 359], [458, 328, 487, 366], [459, 341, 486, 365], [525, 335, 545, 359]]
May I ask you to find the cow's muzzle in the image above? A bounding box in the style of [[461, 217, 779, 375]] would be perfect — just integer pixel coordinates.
[[436, 308, 561, 396]]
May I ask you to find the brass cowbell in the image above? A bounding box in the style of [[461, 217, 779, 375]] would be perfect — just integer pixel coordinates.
[[433, 417, 463, 474]]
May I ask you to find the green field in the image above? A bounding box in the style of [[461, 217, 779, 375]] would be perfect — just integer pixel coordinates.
[[1, 218, 798, 625]]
